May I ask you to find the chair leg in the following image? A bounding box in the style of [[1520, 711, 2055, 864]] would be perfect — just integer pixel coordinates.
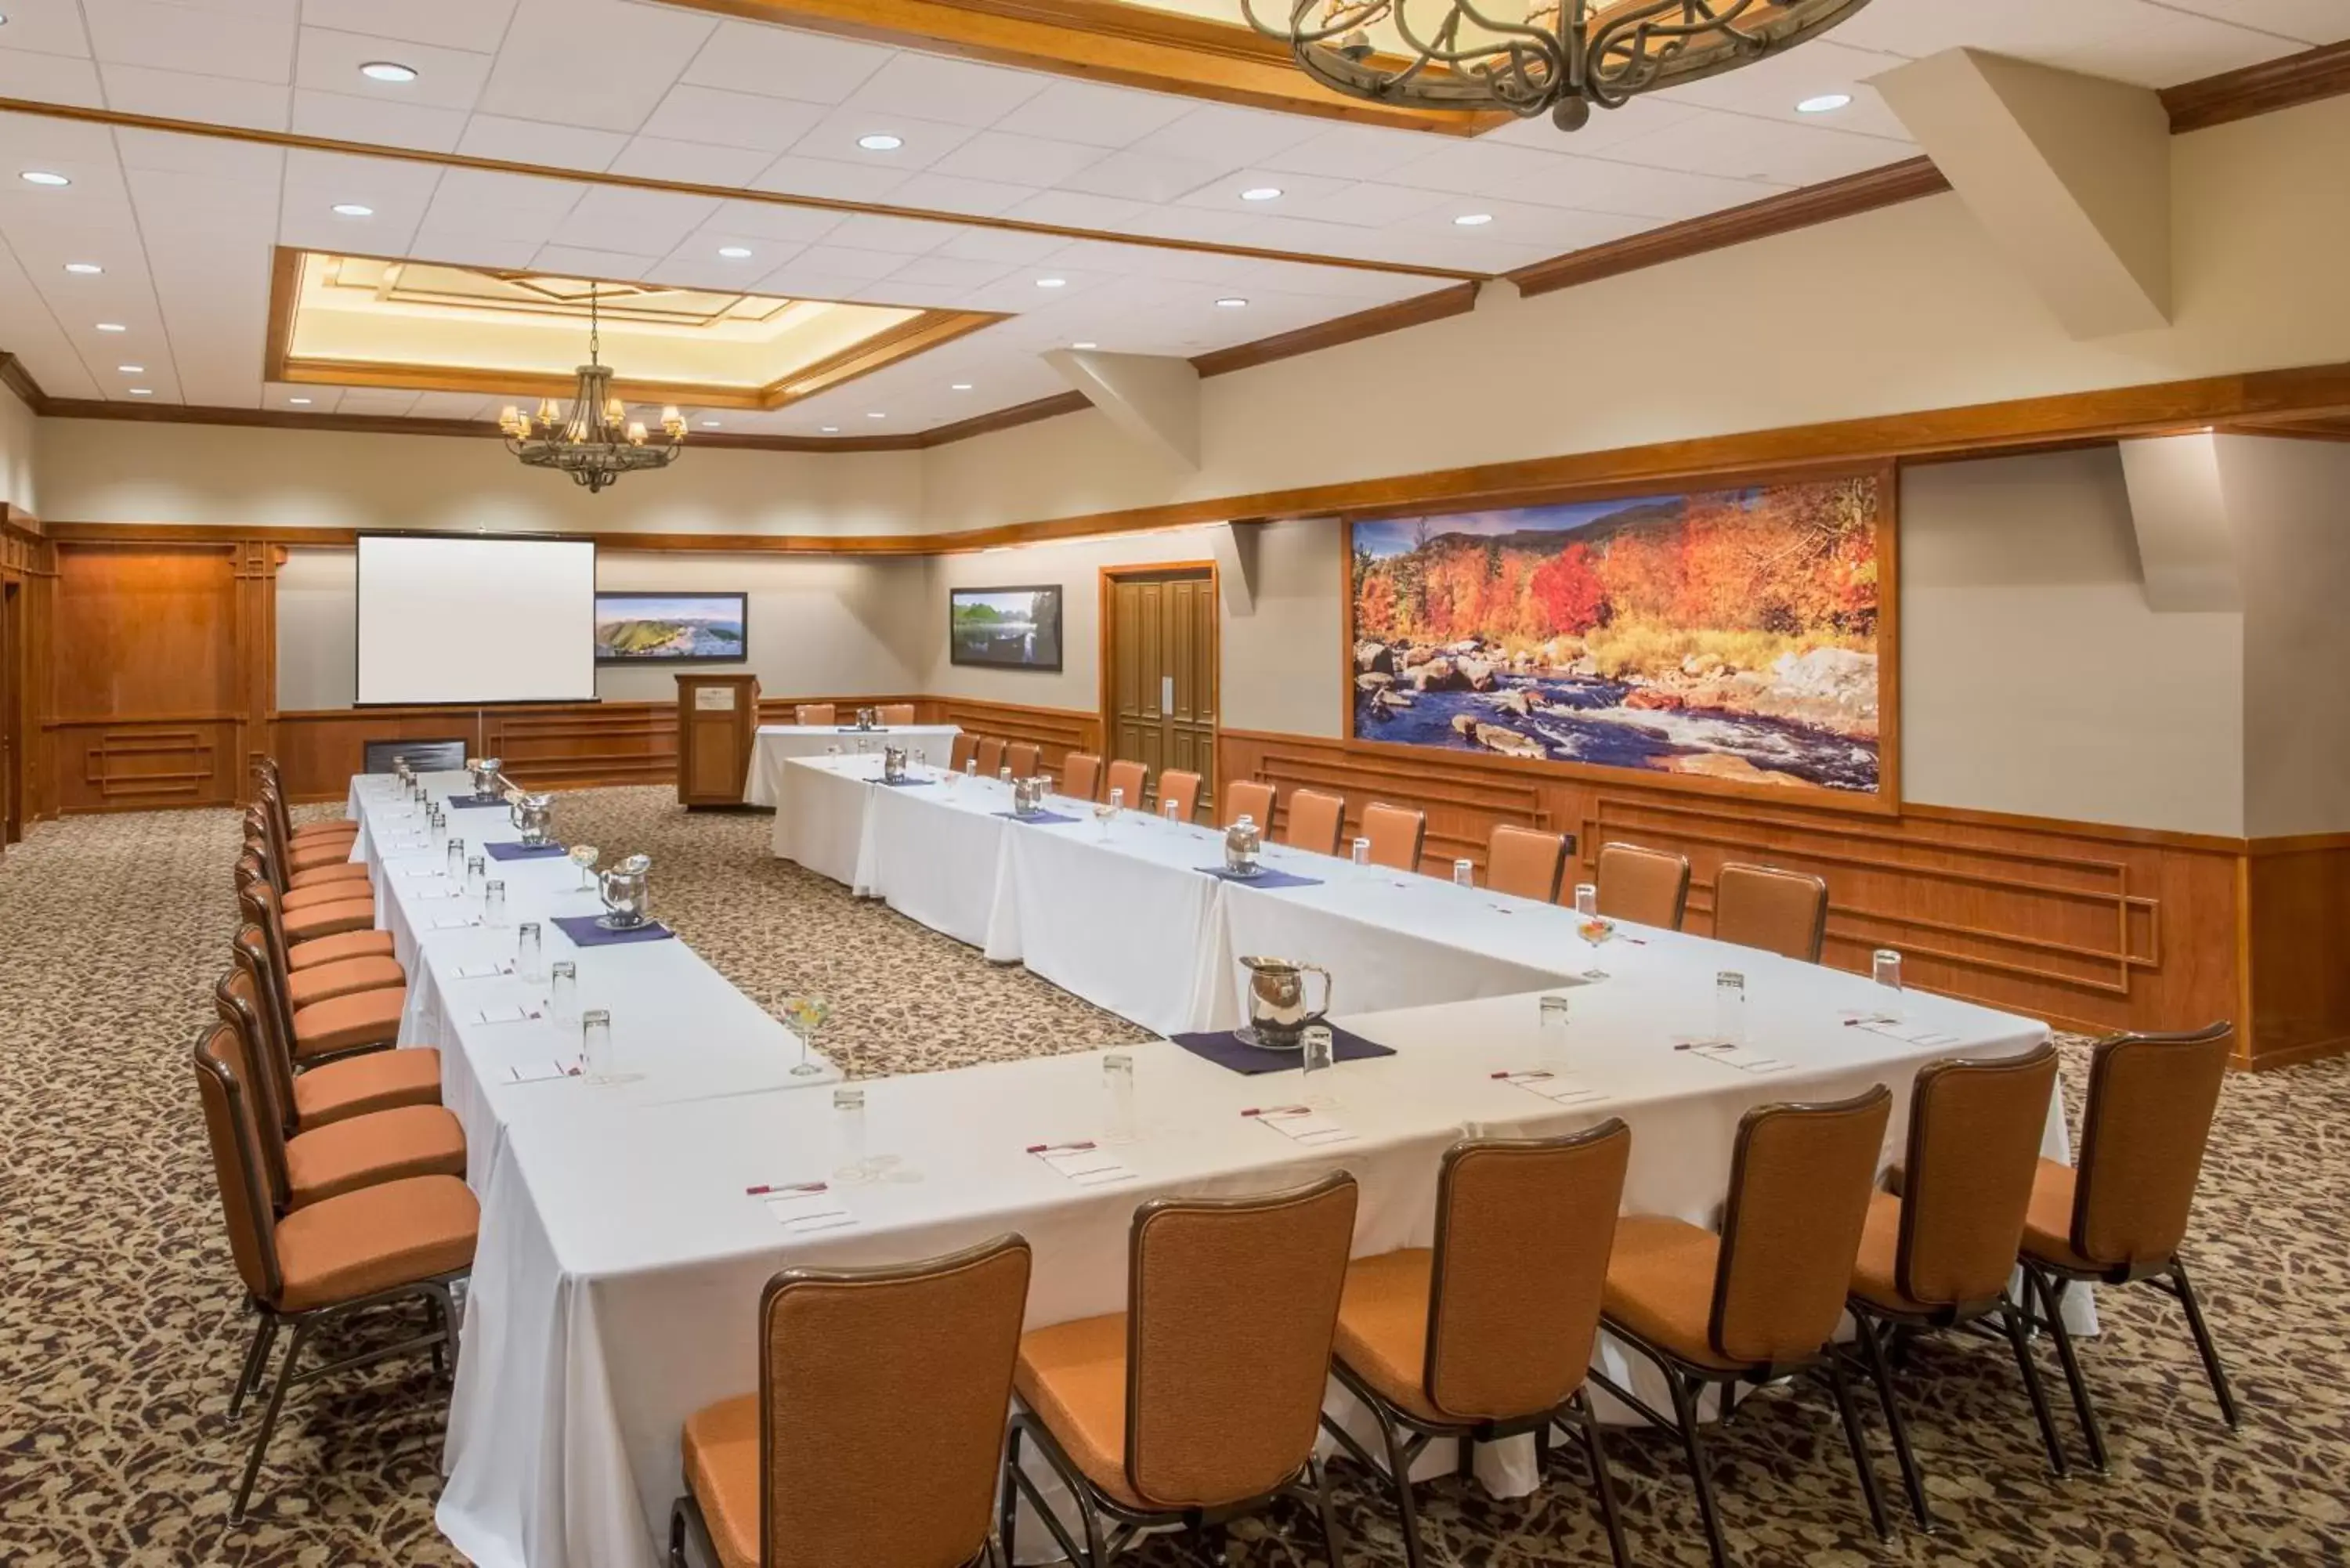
[[1998, 1294, 2070, 1476], [1376, 1410, 1428, 1568], [233, 1318, 309, 1523], [1821, 1351, 1892, 1541], [2030, 1265, 2109, 1473], [228, 1311, 276, 1421], [1000, 1423, 1021, 1566], [1308, 1454, 1347, 1568], [1853, 1313, 1934, 1532], [2168, 1255, 2240, 1429], [1664, 1371, 1732, 1568], [1573, 1390, 1634, 1568], [667, 1498, 689, 1568]]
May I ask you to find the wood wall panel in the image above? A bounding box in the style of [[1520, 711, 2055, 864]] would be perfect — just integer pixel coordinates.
[[2243, 838, 2350, 1070], [928, 695, 1101, 775]]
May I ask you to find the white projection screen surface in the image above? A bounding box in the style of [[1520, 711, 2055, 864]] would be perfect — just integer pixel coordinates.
[[356, 535, 598, 705]]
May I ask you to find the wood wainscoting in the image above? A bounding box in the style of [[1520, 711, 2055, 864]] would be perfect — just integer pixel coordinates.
[[928, 695, 1102, 775], [2243, 834, 2350, 1071]]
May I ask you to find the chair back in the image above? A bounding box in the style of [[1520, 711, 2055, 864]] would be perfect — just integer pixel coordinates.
[[1712, 862, 1828, 962], [1711, 1086, 1890, 1366], [1157, 769, 1202, 823], [1060, 753, 1102, 802], [948, 733, 978, 773], [1223, 779, 1275, 832], [1360, 803, 1425, 872], [1896, 1043, 2060, 1310], [1426, 1122, 1629, 1422], [1103, 759, 1148, 810], [193, 1022, 286, 1305], [877, 703, 916, 726], [1006, 742, 1042, 780], [219, 952, 300, 1178], [2072, 1024, 2233, 1272], [1484, 825, 1566, 903], [1593, 842, 1689, 929], [975, 737, 1007, 777], [231, 897, 301, 1080], [795, 703, 837, 727], [1126, 1173, 1358, 1508], [759, 1235, 1032, 1568], [1284, 789, 1344, 856]]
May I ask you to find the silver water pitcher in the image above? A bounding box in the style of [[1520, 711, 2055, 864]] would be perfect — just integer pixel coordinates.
[[1010, 775, 1050, 817], [1224, 815, 1263, 877], [471, 755, 504, 797], [509, 791, 555, 846], [855, 706, 877, 730], [882, 745, 909, 784], [596, 852, 653, 930], [1236, 955, 1332, 1051]]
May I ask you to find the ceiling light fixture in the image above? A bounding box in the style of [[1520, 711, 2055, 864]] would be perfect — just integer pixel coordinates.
[[1072, 341, 1097, 349], [820, 425, 840, 432], [331, 202, 374, 216], [1215, 297, 1248, 308], [950, 382, 973, 390], [1241, 186, 1282, 201], [1244, 0, 1867, 132], [64, 261, 103, 274], [856, 133, 903, 151], [701, 418, 722, 428], [117, 363, 143, 373], [1453, 212, 1494, 226], [1796, 92, 1853, 114], [360, 61, 418, 82], [20, 170, 68, 186], [288, 396, 313, 404], [95, 322, 126, 332], [497, 284, 685, 494], [716, 244, 753, 258], [866, 411, 886, 419], [127, 388, 152, 396], [1035, 276, 1067, 288]]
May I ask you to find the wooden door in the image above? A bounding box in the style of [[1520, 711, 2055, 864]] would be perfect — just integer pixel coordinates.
[[1102, 566, 1217, 812]]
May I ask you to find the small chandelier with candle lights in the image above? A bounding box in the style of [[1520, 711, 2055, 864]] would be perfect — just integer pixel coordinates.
[[498, 284, 686, 493]]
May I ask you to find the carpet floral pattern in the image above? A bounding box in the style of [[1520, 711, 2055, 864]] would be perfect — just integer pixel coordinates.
[[0, 788, 2341, 1566]]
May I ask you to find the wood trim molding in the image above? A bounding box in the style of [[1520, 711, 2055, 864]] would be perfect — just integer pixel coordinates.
[[1191, 283, 1483, 378], [0, 352, 44, 414], [2161, 38, 2350, 134]]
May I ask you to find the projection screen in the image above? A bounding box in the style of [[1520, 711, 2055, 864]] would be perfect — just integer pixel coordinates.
[[356, 534, 598, 706]]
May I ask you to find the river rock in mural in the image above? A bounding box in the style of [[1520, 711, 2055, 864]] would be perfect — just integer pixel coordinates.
[[1348, 474, 1886, 794]]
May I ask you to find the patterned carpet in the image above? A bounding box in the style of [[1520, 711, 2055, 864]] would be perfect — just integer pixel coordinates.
[[0, 787, 2342, 1568]]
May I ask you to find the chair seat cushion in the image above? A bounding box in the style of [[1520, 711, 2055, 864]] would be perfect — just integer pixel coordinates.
[[291, 1047, 442, 1130], [289, 861, 372, 891], [1602, 1215, 1744, 1371], [291, 820, 359, 842], [681, 1394, 761, 1568], [2020, 1160, 2100, 1274], [287, 954, 406, 1010], [274, 1173, 478, 1313], [283, 898, 378, 943], [1332, 1248, 1444, 1424], [1848, 1190, 1917, 1313], [290, 841, 355, 873], [287, 929, 395, 970], [292, 985, 405, 1060], [1014, 1311, 1146, 1509], [283, 1104, 466, 1209], [283, 878, 374, 912]]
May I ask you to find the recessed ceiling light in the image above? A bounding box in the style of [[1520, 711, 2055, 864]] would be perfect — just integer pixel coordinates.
[[856, 133, 902, 151], [360, 61, 418, 83], [820, 425, 840, 432], [288, 396, 313, 405], [1796, 92, 1853, 114], [1453, 212, 1494, 226], [1215, 297, 1248, 308], [1035, 276, 1066, 289], [1072, 341, 1097, 349], [64, 261, 103, 274], [20, 170, 68, 186], [95, 322, 126, 332], [1241, 186, 1282, 201], [716, 244, 753, 258], [332, 202, 374, 217], [866, 411, 886, 419], [949, 382, 973, 390], [127, 388, 152, 396], [116, 363, 143, 374], [700, 418, 721, 428]]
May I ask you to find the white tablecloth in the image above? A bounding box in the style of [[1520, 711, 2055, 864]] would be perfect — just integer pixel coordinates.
[[747, 723, 960, 833]]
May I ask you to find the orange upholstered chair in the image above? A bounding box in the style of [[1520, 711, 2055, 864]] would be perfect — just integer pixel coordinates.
[[238, 854, 377, 946], [1284, 789, 1344, 856], [1224, 779, 1275, 831], [222, 938, 441, 1133], [1593, 842, 1690, 930], [1006, 742, 1043, 780], [795, 703, 837, 727], [1712, 862, 1829, 962], [975, 737, 1007, 778], [1005, 1175, 1357, 1568], [1593, 1087, 1895, 1566], [238, 865, 391, 970], [877, 703, 916, 726], [1156, 768, 1202, 823], [1060, 753, 1102, 802], [1484, 825, 1567, 903], [1361, 802, 1426, 872], [194, 1020, 473, 1522], [672, 1235, 1032, 1568], [230, 915, 404, 1068], [2018, 1024, 2239, 1472], [1329, 1123, 1633, 1568], [237, 887, 400, 1010], [949, 733, 979, 774], [1103, 759, 1148, 810]]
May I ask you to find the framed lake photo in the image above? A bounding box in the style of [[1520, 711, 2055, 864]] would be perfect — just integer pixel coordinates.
[[949, 585, 1064, 671], [1347, 468, 1895, 802], [594, 592, 748, 664]]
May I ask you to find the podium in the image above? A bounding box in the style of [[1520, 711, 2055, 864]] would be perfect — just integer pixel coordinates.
[[675, 673, 761, 807]]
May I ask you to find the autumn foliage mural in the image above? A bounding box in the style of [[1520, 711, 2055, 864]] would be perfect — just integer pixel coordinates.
[[1350, 474, 1886, 793]]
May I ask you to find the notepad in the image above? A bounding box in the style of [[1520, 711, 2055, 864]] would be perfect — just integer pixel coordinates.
[[396, 866, 447, 880], [446, 960, 515, 980], [1247, 1106, 1356, 1146], [1690, 1045, 1794, 1075], [1494, 1069, 1610, 1106], [428, 915, 479, 930], [1034, 1146, 1137, 1186], [765, 1189, 856, 1234], [1855, 1020, 1963, 1050], [468, 1003, 541, 1026], [505, 1057, 580, 1085], [411, 888, 464, 901]]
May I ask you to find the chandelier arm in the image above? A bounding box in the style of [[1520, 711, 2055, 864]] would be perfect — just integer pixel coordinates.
[[1386, 0, 1556, 70]]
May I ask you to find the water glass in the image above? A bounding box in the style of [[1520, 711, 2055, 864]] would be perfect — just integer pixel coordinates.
[[826, 743, 842, 756], [1452, 858, 1474, 888], [1573, 883, 1599, 917], [1102, 1053, 1137, 1144], [1108, 787, 1124, 811], [550, 961, 578, 1027], [1162, 798, 1180, 823], [1714, 970, 1747, 1047], [1350, 837, 1371, 867], [516, 921, 543, 982], [999, 766, 1014, 785], [483, 879, 508, 928], [1538, 992, 1571, 1065], [966, 760, 978, 778], [446, 838, 466, 880], [466, 854, 486, 894], [581, 1008, 613, 1077], [1300, 1024, 1336, 1107], [1873, 949, 1904, 991], [832, 1086, 870, 1180], [913, 746, 927, 773]]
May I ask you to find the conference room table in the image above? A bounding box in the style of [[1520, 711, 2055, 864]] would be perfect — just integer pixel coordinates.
[[743, 722, 961, 847]]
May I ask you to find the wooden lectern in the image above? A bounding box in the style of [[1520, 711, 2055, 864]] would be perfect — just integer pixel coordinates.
[[675, 672, 761, 807]]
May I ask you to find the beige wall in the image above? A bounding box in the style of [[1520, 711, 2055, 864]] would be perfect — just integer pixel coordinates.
[[0, 386, 34, 516]]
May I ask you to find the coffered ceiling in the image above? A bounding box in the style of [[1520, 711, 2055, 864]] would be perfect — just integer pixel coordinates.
[[0, 0, 2341, 443]]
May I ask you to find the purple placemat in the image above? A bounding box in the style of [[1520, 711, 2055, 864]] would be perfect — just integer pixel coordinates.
[[1170, 1025, 1395, 1075], [552, 914, 676, 947], [486, 840, 568, 861], [1195, 865, 1324, 890], [446, 793, 509, 809], [877, 777, 935, 788], [994, 810, 1083, 826]]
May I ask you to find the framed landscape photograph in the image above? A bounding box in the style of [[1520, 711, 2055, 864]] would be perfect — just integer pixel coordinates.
[[949, 585, 1064, 671], [594, 592, 748, 664], [1347, 468, 1894, 802]]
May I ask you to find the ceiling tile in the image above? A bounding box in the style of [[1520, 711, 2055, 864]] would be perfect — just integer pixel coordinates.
[[1123, 103, 1328, 170], [787, 243, 913, 280], [530, 242, 662, 278], [707, 198, 845, 245], [838, 52, 1048, 129], [415, 165, 581, 243], [747, 154, 913, 204], [882, 253, 1016, 291], [678, 20, 892, 105], [1616, 108, 1913, 188], [294, 26, 492, 109], [988, 78, 1195, 149], [606, 135, 778, 186], [291, 88, 466, 152], [783, 107, 980, 171], [884, 171, 1036, 218], [1278, 179, 1453, 229], [1253, 123, 1438, 181], [454, 113, 629, 172], [2158, 0, 2348, 43], [299, 0, 520, 55], [638, 83, 830, 152], [997, 188, 1151, 230], [0, 0, 94, 58], [115, 125, 284, 180], [83, 0, 296, 83], [1054, 148, 1230, 205], [549, 185, 721, 254], [817, 211, 964, 255], [926, 129, 1109, 188], [99, 63, 292, 130], [642, 245, 801, 289], [748, 262, 898, 300], [1650, 37, 1918, 142], [0, 47, 103, 107], [1173, 166, 1352, 213], [475, 0, 714, 132], [934, 226, 1067, 265], [403, 229, 545, 268]]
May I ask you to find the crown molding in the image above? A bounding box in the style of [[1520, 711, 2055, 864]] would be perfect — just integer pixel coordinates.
[[2162, 38, 2350, 134], [1190, 282, 1482, 378]]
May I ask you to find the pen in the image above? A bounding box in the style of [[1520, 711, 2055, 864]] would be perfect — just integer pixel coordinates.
[[1025, 1140, 1097, 1154], [745, 1180, 829, 1198], [1241, 1104, 1311, 1118]]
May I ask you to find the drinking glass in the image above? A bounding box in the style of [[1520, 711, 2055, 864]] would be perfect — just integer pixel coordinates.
[[1573, 883, 1599, 917], [1452, 858, 1474, 888], [1094, 794, 1118, 840], [569, 844, 599, 891], [581, 1008, 613, 1077], [826, 743, 842, 756], [516, 921, 543, 982], [1714, 971, 1747, 1047], [832, 1086, 870, 1181], [1162, 798, 1180, 823], [466, 855, 486, 895], [1350, 837, 1371, 867], [783, 993, 832, 1078], [1538, 993, 1571, 1067], [998, 766, 1014, 786], [913, 746, 927, 774], [1108, 787, 1124, 812], [965, 760, 978, 778], [550, 961, 578, 1027], [483, 879, 508, 928], [1873, 949, 1904, 991], [446, 837, 466, 880], [1300, 1024, 1336, 1107], [1102, 1053, 1137, 1144]]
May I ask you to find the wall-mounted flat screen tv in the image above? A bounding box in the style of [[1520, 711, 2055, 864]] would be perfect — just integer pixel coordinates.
[[949, 585, 1063, 670], [595, 592, 749, 664]]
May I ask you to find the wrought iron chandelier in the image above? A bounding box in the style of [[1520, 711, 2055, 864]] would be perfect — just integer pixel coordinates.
[[1241, 0, 1873, 131], [497, 284, 686, 493]]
